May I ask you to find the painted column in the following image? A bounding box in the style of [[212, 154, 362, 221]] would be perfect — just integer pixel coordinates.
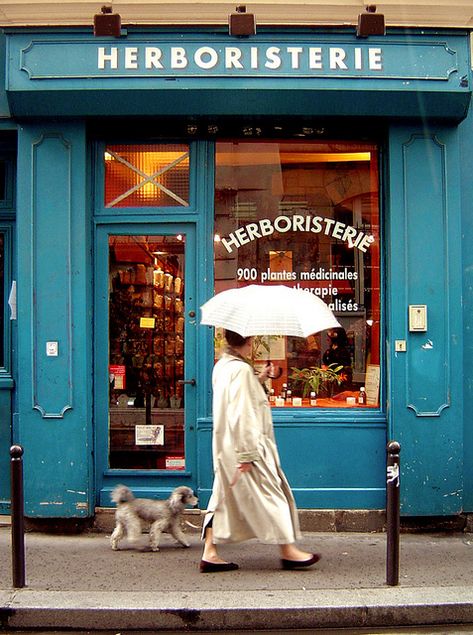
[[388, 124, 464, 515], [16, 121, 92, 517], [460, 108, 473, 513]]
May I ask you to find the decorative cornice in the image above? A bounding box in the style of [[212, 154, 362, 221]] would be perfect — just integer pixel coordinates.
[[0, 1, 472, 29]]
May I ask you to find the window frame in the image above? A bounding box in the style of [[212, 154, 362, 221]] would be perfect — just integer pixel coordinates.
[[94, 140, 200, 217], [0, 150, 16, 382], [212, 138, 386, 417]]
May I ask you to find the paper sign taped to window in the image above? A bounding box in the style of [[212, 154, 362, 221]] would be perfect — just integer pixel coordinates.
[[135, 424, 164, 445], [140, 317, 156, 329], [166, 456, 185, 470], [365, 364, 380, 406], [109, 364, 126, 390]]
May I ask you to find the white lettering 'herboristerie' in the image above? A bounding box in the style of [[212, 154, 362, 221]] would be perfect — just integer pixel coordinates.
[[220, 215, 375, 254], [97, 45, 383, 72]]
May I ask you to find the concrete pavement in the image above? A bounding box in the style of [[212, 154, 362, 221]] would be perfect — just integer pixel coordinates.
[[0, 518, 472, 631]]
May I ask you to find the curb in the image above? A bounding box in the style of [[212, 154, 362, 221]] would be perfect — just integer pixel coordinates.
[[2, 587, 473, 631]]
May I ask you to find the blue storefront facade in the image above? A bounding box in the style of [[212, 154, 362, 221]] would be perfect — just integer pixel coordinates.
[[0, 23, 472, 523]]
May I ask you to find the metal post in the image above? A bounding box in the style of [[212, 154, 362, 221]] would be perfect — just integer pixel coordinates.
[[386, 440, 401, 586], [10, 444, 25, 588]]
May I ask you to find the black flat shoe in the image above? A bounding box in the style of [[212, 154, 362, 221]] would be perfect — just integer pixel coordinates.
[[281, 553, 321, 570], [199, 560, 239, 573]]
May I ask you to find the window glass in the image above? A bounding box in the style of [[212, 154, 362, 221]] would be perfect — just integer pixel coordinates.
[[108, 235, 186, 470], [214, 140, 380, 408], [0, 234, 4, 368], [104, 144, 190, 208], [0, 162, 5, 202]]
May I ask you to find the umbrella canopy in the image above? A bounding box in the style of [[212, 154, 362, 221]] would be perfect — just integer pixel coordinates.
[[200, 284, 341, 338]]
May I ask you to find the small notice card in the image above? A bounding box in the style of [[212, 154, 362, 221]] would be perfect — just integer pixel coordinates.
[[135, 424, 164, 445], [140, 317, 156, 329], [166, 456, 185, 470]]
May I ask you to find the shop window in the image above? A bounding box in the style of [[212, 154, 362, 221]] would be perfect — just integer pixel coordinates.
[[104, 144, 190, 208], [214, 140, 381, 409]]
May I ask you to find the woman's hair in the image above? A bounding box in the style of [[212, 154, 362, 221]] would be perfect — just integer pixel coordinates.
[[224, 329, 251, 348]]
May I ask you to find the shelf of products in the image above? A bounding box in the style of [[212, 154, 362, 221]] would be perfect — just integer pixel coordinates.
[[108, 236, 186, 470]]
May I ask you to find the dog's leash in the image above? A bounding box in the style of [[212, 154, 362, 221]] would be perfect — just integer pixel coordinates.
[[184, 467, 242, 531]]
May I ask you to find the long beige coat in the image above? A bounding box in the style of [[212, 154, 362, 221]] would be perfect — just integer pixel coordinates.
[[205, 352, 301, 544]]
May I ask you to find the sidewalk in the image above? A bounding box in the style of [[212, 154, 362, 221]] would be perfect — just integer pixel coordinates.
[[1, 521, 473, 631]]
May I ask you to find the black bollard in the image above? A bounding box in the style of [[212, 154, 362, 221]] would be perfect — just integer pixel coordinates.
[[10, 444, 25, 588], [386, 440, 401, 586]]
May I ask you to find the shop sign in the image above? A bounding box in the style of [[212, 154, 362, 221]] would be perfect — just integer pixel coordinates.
[[14, 37, 458, 82]]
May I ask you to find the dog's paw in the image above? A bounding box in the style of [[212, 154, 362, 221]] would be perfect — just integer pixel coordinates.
[[181, 541, 191, 548], [150, 546, 160, 552], [110, 544, 119, 551]]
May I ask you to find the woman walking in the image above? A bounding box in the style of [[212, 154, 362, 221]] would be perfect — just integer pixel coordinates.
[[200, 329, 321, 573]]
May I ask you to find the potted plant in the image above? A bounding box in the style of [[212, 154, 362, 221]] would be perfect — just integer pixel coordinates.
[[289, 363, 345, 398]]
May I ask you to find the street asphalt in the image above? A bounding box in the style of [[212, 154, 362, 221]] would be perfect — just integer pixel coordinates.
[[0, 517, 472, 632]]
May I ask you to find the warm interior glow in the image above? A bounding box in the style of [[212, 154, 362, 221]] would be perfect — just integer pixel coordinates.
[[215, 151, 371, 166]]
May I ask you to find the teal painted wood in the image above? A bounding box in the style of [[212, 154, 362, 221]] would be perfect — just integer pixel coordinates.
[[0, 137, 16, 511], [404, 135, 450, 416], [195, 141, 215, 422], [460, 107, 473, 512], [0, 220, 15, 513], [16, 122, 93, 517], [0, 389, 12, 512], [93, 142, 215, 505], [32, 134, 72, 418], [388, 125, 464, 516], [0, 34, 10, 119], [197, 419, 386, 509], [4, 31, 471, 120]]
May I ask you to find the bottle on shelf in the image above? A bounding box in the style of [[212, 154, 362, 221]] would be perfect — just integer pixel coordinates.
[[310, 391, 317, 406], [286, 388, 292, 405], [358, 386, 367, 405], [281, 382, 287, 399], [269, 388, 275, 404]]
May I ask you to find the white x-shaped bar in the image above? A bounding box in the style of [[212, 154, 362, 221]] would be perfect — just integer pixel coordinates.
[[106, 150, 190, 208]]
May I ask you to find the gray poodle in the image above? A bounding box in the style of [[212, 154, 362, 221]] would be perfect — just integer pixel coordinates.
[[110, 484, 198, 551]]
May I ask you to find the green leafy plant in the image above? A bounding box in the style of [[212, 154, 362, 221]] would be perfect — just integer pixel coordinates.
[[290, 364, 345, 397]]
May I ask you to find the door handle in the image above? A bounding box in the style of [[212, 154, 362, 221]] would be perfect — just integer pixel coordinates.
[[178, 378, 196, 387]]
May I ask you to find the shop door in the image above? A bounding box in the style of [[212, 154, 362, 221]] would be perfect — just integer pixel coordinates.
[[95, 225, 197, 504]]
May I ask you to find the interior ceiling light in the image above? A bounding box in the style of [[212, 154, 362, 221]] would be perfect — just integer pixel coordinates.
[[94, 5, 121, 37], [356, 5, 386, 38], [229, 5, 256, 37]]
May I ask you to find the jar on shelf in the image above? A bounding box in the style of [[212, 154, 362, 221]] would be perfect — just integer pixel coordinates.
[[164, 273, 174, 292], [153, 269, 164, 288]]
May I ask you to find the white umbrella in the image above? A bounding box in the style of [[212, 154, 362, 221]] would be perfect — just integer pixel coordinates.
[[200, 284, 340, 337]]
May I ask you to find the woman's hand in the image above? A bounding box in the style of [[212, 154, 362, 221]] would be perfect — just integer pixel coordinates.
[[237, 462, 253, 473], [258, 362, 274, 382], [258, 362, 282, 382], [230, 462, 252, 486]]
